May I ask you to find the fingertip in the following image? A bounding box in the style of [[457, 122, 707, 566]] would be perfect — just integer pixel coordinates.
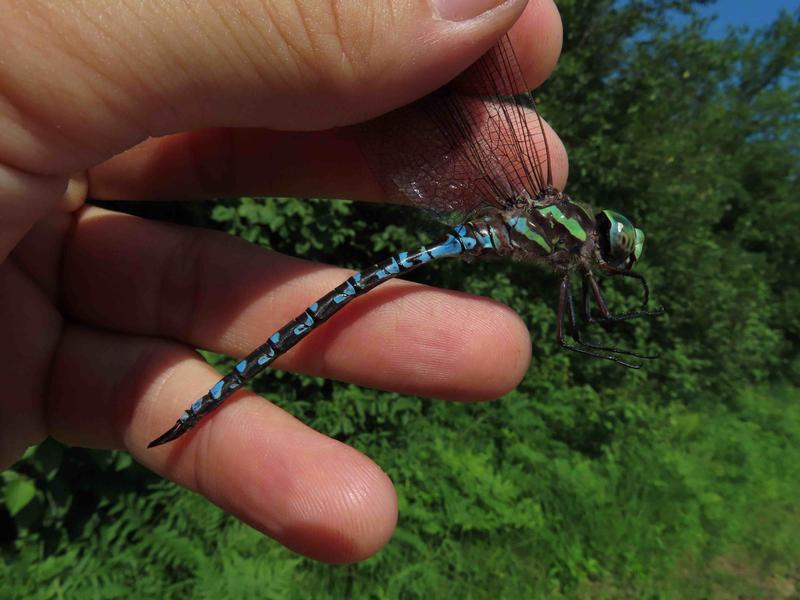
[[456, 298, 532, 400], [162, 397, 399, 564], [453, 0, 563, 94], [508, 0, 563, 89], [278, 444, 398, 563], [542, 117, 570, 191], [497, 303, 534, 395]]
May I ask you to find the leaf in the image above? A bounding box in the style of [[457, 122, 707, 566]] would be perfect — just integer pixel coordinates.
[[4, 476, 37, 516], [30, 438, 64, 480]]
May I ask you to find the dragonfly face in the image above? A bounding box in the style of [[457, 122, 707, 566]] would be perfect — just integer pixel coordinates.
[[595, 209, 645, 271]]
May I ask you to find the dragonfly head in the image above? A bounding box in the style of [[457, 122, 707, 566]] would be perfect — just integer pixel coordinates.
[[596, 210, 645, 270]]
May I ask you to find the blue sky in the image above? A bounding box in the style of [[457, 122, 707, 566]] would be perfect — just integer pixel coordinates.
[[697, 0, 798, 36]]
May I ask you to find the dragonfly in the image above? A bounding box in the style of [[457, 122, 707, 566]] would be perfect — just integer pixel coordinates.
[[149, 34, 664, 448]]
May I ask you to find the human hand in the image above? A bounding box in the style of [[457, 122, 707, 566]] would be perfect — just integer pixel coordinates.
[[1, 0, 565, 562]]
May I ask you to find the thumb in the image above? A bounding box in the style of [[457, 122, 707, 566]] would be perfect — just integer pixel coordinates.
[[1, 0, 529, 176], [0, 0, 527, 261]]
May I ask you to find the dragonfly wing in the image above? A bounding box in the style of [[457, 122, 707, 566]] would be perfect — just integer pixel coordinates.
[[356, 34, 554, 216]]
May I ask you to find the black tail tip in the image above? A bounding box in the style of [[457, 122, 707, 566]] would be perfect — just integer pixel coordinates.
[[147, 422, 187, 448]]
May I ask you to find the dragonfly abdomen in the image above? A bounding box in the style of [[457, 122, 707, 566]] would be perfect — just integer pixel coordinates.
[[148, 223, 497, 447]]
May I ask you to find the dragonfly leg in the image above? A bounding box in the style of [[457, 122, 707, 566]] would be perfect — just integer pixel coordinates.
[[584, 270, 665, 325], [599, 263, 666, 313], [567, 283, 659, 361], [557, 275, 647, 368], [599, 263, 651, 306]]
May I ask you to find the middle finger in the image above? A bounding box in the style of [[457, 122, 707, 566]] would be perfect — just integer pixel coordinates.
[[59, 206, 533, 402]]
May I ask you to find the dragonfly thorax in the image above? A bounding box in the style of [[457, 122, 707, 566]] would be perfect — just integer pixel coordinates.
[[476, 195, 599, 273]]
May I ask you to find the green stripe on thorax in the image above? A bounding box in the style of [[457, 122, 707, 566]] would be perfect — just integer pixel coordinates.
[[511, 217, 552, 252], [537, 205, 588, 241]]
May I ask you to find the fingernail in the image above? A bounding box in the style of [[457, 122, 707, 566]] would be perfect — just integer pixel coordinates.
[[60, 171, 89, 212], [430, 0, 516, 22]]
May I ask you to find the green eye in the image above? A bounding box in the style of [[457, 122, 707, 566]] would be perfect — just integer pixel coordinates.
[[601, 210, 637, 259], [634, 227, 645, 262]]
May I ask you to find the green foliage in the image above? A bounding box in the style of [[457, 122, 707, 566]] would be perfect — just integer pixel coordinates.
[[3, 387, 798, 597], [3, 1, 799, 597]]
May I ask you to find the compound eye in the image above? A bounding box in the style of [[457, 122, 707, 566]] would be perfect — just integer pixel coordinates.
[[633, 227, 646, 263], [601, 210, 637, 262]]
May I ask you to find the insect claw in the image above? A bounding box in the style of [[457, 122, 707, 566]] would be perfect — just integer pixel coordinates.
[[640, 305, 666, 316]]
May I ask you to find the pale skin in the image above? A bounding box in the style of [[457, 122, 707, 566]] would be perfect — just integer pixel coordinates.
[[0, 0, 567, 562]]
